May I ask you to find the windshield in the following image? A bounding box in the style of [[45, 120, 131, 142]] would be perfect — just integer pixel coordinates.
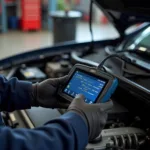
[[134, 27, 150, 49], [138, 34, 150, 48], [127, 27, 150, 49]]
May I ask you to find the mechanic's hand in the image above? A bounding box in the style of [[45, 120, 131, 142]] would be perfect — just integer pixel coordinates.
[[68, 94, 108, 142], [31, 76, 69, 109]]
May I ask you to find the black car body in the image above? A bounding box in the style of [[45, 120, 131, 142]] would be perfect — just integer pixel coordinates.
[[0, 0, 150, 149]]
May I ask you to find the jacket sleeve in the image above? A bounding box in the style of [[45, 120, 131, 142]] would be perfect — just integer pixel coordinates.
[[0, 112, 88, 150], [0, 75, 32, 112]]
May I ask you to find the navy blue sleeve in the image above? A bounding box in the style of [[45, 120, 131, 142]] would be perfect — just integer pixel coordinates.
[[0, 112, 88, 150], [0, 75, 32, 112]]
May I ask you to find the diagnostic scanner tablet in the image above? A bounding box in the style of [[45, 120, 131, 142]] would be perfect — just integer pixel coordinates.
[[58, 64, 118, 104]]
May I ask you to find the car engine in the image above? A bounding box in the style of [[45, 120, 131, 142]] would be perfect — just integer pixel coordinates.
[[1, 49, 149, 150], [87, 127, 146, 150]]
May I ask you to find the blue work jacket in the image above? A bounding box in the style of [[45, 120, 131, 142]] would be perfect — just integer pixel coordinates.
[[0, 75, 88, 150]]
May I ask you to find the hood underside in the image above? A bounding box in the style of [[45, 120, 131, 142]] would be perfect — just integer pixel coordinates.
[[94, 0, 150, 37]]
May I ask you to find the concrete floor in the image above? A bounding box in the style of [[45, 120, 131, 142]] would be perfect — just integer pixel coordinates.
[[0, 22, 119, 60]]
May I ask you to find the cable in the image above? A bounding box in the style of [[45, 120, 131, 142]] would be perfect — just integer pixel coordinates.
[[120, 55, 150, 77], [98, 48, 150, 69], [120, 59, 150, 77], [97, 53, 128, 70], [89, 0, 94, 52], [81, 0, 94, 55], [97, 50, 150, 77], [122, 68, 150, 77], [98, 49, 134, 69]]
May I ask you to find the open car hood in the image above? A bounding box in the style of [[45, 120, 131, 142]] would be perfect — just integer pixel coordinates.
[[94, 0, 150, 38]]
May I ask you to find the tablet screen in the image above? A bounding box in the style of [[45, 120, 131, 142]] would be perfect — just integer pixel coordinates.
[[63, 70, 107, 103]]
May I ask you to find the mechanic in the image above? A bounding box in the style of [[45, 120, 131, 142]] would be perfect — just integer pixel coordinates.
[[0, 75, 107, 150]]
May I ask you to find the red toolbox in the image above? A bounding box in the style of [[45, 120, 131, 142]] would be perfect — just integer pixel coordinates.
[[21, 0, 41, 31]]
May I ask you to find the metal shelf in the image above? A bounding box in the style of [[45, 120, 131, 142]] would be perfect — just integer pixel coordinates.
[[0, 0, 7, 33], [48, 0, 57, 30], [0, 0, 17, 33], [0, 0, 57, 32]]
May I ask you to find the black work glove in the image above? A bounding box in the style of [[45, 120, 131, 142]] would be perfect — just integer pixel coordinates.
[[31, 76, 69, 109], [68, 94, 108, 142]]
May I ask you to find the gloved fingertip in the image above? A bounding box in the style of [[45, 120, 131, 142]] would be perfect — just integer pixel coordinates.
[[60, 75, 68, 80], [75, 94, 85, 100], [59, 75, 69, 84]]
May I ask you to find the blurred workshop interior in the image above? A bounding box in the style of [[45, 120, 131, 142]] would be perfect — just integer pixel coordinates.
[[0, 0, 119, 60]]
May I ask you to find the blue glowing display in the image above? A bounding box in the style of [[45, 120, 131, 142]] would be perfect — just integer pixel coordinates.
[[63, 71, 107, 104]]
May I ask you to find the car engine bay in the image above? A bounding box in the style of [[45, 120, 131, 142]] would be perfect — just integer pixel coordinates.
[[0, 41, 149, 150]]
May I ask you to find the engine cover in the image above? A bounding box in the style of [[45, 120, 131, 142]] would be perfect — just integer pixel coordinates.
[[86, 127, 146, 150]]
